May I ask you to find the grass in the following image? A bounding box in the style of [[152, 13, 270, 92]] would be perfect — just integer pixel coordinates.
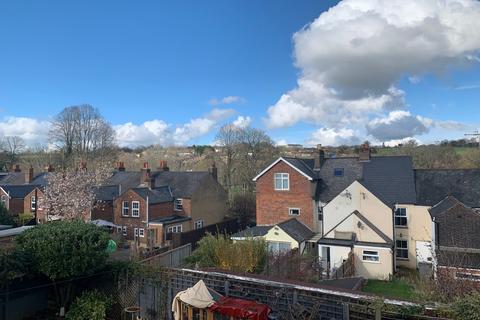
[[362, 278, 415, 301]]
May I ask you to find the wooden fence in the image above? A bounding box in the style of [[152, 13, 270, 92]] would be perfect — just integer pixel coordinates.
[[140, 244, 191, 268], [131, 268, 449, 320]]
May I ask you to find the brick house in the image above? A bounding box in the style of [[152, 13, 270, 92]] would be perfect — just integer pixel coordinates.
[[429, 196, 480, 280], [94, 161, 229, 249]]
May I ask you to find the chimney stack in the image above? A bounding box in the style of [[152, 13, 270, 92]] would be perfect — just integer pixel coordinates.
[[79, 160, 87, 171], [141, 162, 151, 184], [45, 164, 55, 172], [13, 164, 21, 172], [209, 162, 218, 181], [117, 161, 125, 172], [358, 143, 371, 162], [158, 160, 169, 171], [25, 166, 34, 184], [314, 144, 325, 170]]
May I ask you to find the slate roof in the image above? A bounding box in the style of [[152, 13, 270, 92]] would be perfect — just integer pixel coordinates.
[[151, 171, 211, 198], [94, 185, 120, 201], [277, 155, 416, 206], [428, 196, 461, 218], [149, 214, 191, 224], [132, 186, 173, 204], [105, 171, 143, 195], [277, 218, 314, 243], [231, 225, 271, 238], [415, 169, 480, 208], [0, 172, 51, 187], [1, 185, 39, 198]]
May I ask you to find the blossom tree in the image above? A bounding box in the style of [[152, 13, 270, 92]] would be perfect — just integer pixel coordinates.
[[43, 162, 112, 220]]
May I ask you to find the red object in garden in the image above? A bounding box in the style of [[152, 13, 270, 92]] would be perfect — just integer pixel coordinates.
[[209, 297, 271, 320]]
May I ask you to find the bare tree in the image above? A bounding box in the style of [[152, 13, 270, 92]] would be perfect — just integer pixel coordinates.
[[50, 105, 117, 167], [4, 136, 26, 165], [42, 162, 112, 220], [215, 124, 241, 194]]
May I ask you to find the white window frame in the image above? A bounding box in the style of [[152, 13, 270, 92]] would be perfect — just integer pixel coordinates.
[[31, 196, 36, 211], [167, 225, 182, 233], [132, 201, 140, 217], [394, 207, 407, 227], [139, 228, 145, 237], [396, 240, 408, 259], [174, 198, 183, 211], [274, 173, 289, 191], [122, 201, 129, 216], [288, 208, 300, 216], [195, 220, 204, 229], [362, 250, 380, 263], [122, 226, 127, 236]]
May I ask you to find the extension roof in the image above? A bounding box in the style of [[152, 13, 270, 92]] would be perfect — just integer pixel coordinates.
[[277, 218, 314, 243], [149, 214, 191, 224], [93, 185, 120, 201], [231, 226, 271, 238], [415, 169, 480, 208]]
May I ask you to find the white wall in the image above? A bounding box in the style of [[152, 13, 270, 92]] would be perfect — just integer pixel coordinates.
[[318, 245, 351, 270]]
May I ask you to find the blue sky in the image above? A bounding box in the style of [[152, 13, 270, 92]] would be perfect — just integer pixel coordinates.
[[0, 0, 479, 147]]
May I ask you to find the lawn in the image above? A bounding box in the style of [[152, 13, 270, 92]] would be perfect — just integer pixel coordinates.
[[362, 278, 415, 300]]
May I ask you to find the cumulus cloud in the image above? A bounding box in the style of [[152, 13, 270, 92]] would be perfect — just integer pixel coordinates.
[[0, 117, 51, 146], [266, 0, 480, 140], [232, 116, 252, 128], [366, 111, 430, 141], [114, 108, 236, 147], [209, 96, 245, 106], [306, 127, 360, 146]]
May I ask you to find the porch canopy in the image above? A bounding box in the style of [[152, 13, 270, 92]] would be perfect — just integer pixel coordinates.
[[209, 297, 270, 320]]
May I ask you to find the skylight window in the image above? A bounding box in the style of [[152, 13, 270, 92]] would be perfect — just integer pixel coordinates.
[[334, 168, 344, 177]]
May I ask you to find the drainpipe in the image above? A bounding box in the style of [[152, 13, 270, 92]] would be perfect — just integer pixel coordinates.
[[392, 205, 396, 275]]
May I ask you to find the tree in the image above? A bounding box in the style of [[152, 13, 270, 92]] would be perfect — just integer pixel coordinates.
[[16, 220, 110, 311], [65, 290, 112, 320], [43, 162, 112, 220], [49, 105, 117, 166], [215, 124, 241, 194], [0, 203, 14, 225], [3, 136, 25, 165]]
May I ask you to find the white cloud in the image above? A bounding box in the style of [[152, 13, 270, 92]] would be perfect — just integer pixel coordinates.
[[114, 108, 236, 147], [0, 117, 51, 146], [232, 116, 252, 128], [383, 137, 422, 147], [366, 110, 430, 141], [209, 96, 245, 106], [266, 0, 480, 140], [306, 127, 360, 146]]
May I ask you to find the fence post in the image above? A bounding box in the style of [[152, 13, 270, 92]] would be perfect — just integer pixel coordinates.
[[375, 306, 381, 320], [167, 281, 173, 320], [342, 303, 349, 320]]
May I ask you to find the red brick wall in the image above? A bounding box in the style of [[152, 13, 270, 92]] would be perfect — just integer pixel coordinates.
[[149, 202, 175, 221], [92, 201, 114, 222], [113, 190, 148, 241], [256, 160, 314, 229]]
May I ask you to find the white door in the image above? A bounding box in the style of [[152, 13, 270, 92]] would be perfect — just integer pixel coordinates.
[[416, 241, 433, 265]]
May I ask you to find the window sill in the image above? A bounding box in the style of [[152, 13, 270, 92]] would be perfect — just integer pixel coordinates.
[[396, 257, 409, 261], [395, 225, 408, 229], [362, 260, 380, 264]]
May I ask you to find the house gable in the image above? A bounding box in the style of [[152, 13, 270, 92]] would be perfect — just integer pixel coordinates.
[[252, 157, 314, 182], [323, 180, 393, 241]]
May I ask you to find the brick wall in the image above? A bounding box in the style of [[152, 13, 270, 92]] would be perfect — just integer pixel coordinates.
[[113, 190, 148, 242], [256, 160, 314, 229], [149, 202, 175, 221], [92, 201, 115, 222]]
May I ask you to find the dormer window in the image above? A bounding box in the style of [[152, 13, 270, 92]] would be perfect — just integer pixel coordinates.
[[334, 168, 344, 177], [274, 173, 289, 190]]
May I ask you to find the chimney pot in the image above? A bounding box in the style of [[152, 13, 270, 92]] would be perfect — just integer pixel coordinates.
[[14, 164, 21, 172], [46, 164, 55, 172], [358, 143, 371, 162], [117, 161, 125, 172], [209, 162, 218, 181], [314, 146, 325, 170], [25, 166, 34, 184], [158, 160, 169, 171]]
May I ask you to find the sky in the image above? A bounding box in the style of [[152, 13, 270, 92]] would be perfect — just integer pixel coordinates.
[[0, 0, 479, 148]]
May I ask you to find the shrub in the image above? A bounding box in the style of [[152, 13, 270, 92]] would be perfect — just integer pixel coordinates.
[[0, 203, 14, 225], [65, 290, 112, 320], [450, 292, 480, 320], [186, 233, 266, 273]]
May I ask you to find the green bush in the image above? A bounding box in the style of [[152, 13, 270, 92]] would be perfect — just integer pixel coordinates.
[[66, 290, 112, 320], [450, 292, 480, 320], [185, 233, 266, 273], [0, 203, 14, 225]]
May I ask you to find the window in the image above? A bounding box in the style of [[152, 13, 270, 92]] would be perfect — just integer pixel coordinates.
[[333, 168, 344, 177], [395, 208, 407, 226], [167, 225, 182, 233], [174, 198, 183, 211], [139, 228, 145, 237], [362, 250, 379, 262], [31, 196, 36, 211], [122, 201, 129, 216], [132, 201, 140, 217], [274, 173, 289, 190], [267, 241, 291, 253], [289, 208, 300, 216], [0, 195, 7, 206], [117, 226, 122, 233], [134, 228, 139, 237], [396, 240, 408, 259], [195, 220, 204, 229], [122, 226, 127, 236]]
